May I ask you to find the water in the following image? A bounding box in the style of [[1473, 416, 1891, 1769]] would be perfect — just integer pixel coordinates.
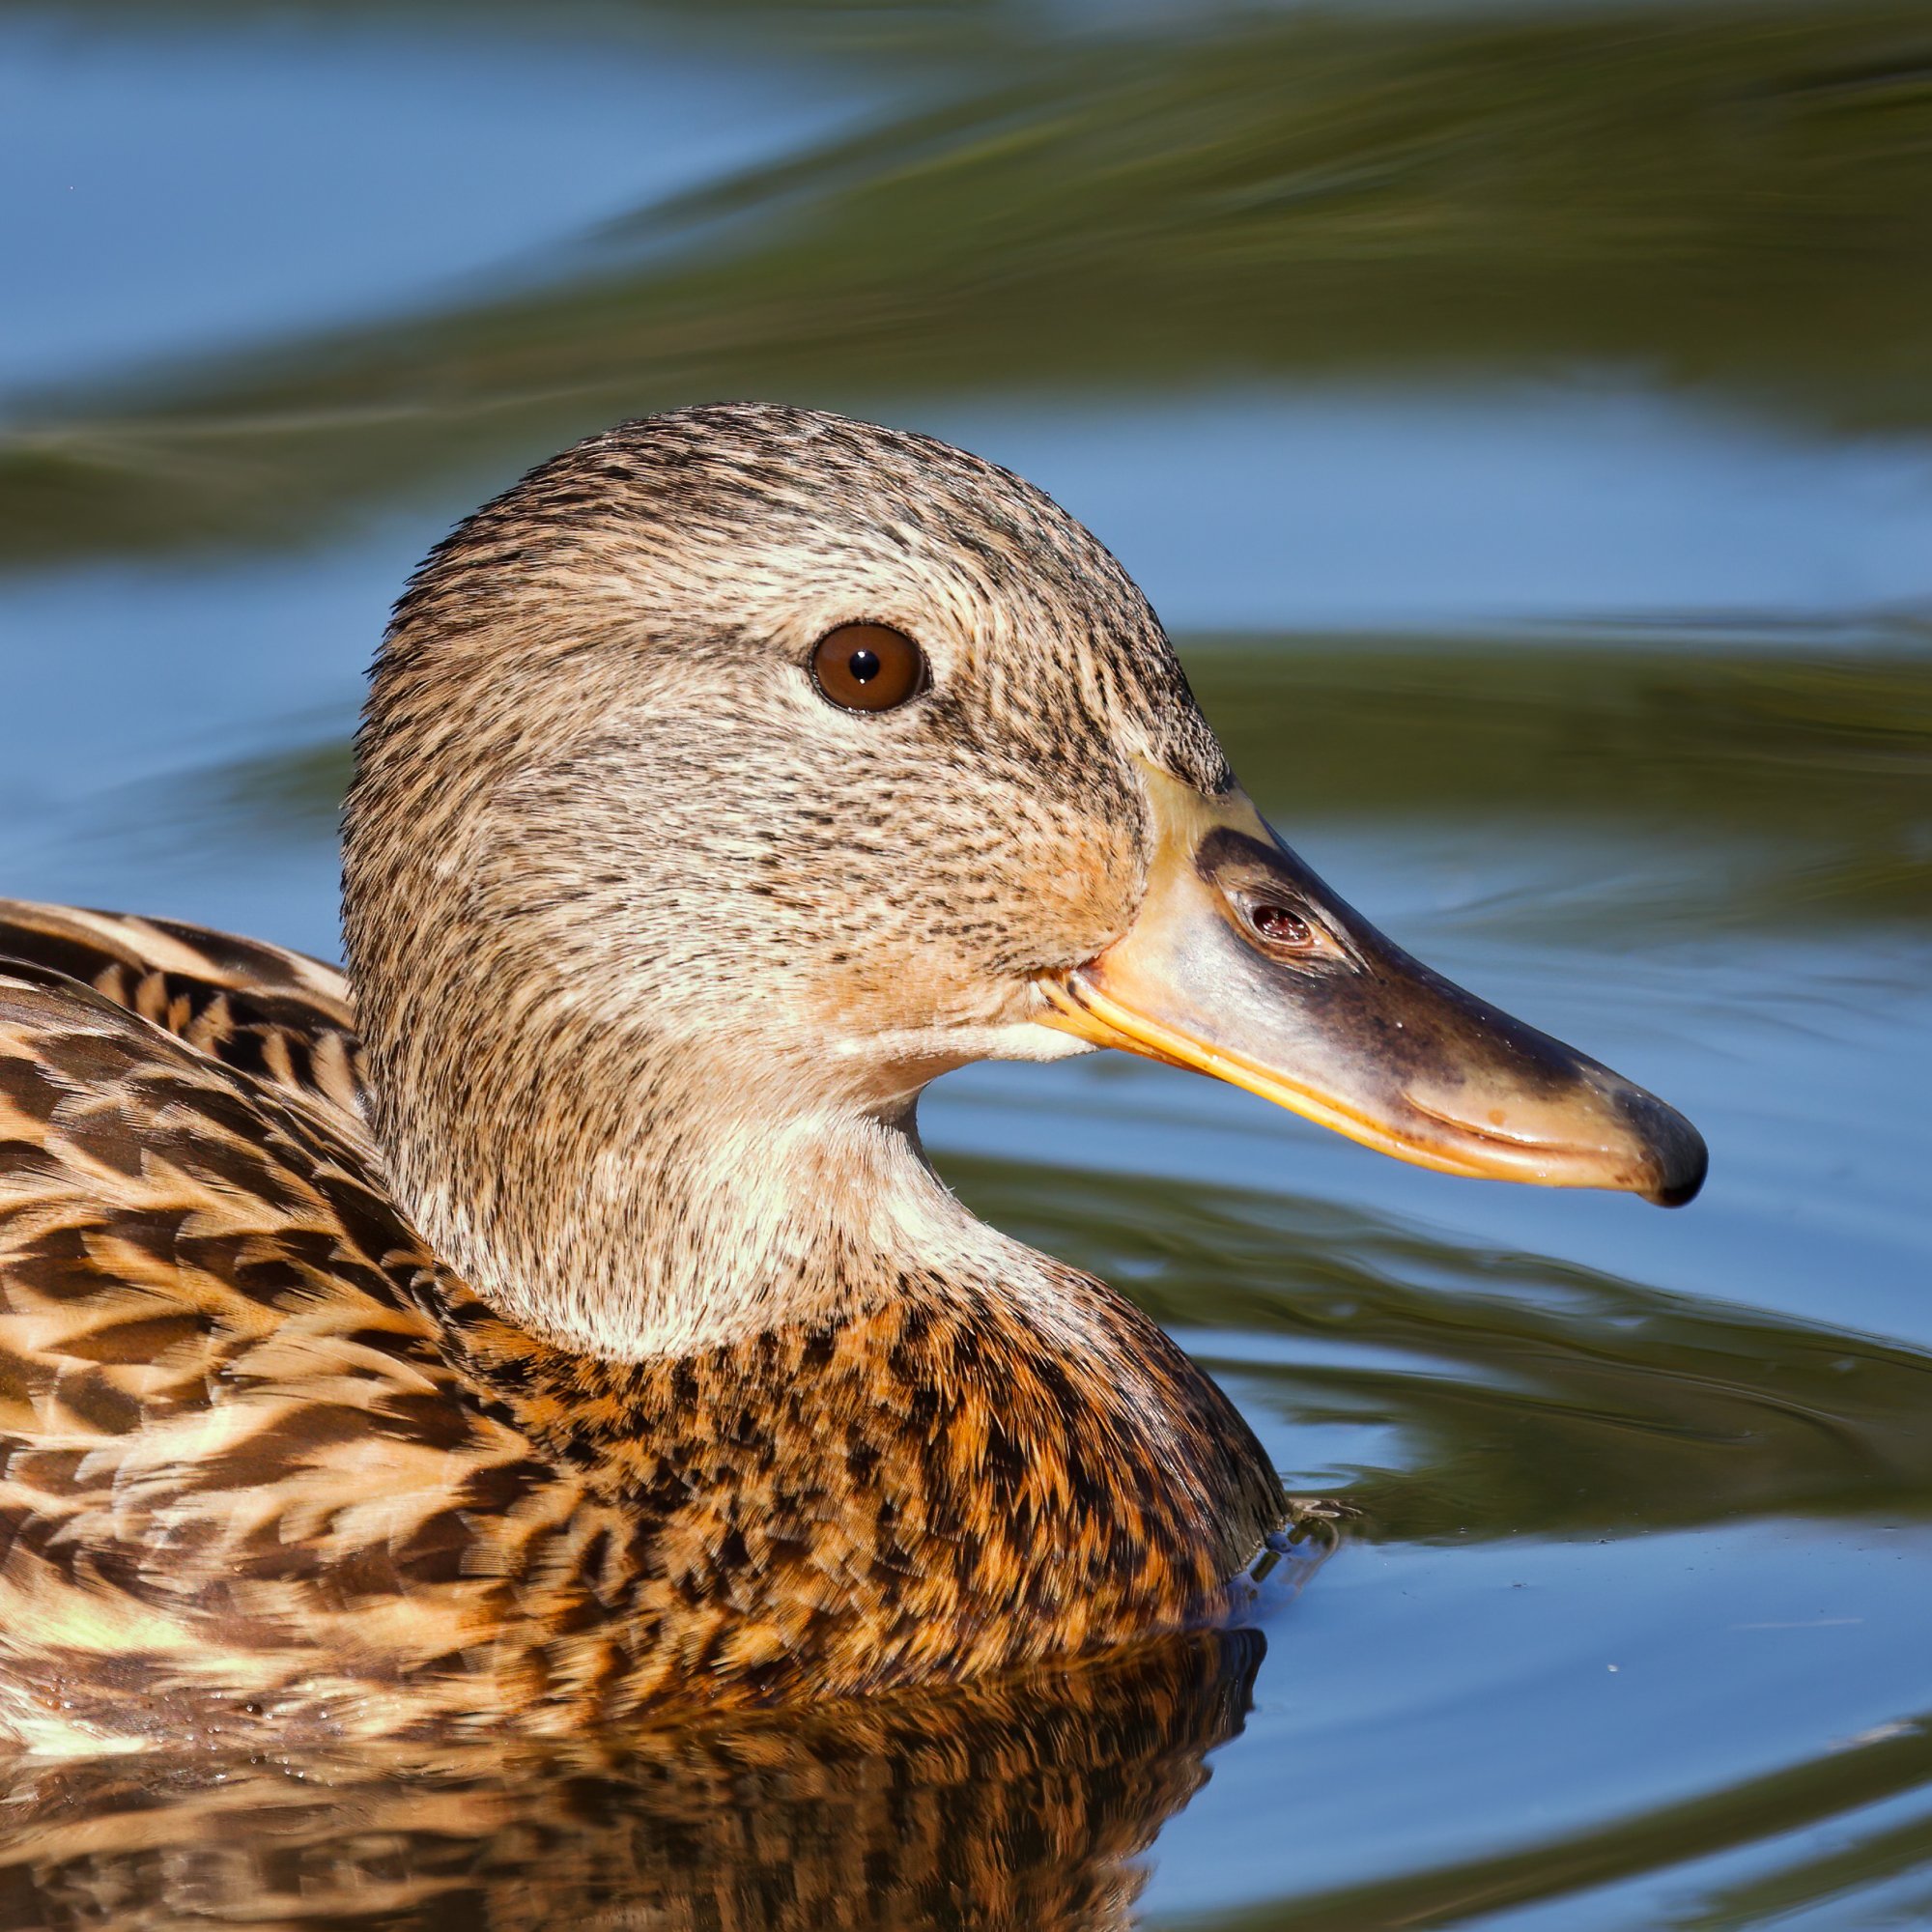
[[3, 2, 1930, 1925]]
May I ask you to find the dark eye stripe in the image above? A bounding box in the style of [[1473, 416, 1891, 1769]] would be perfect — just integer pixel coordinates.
[[810, 625, 926, 713]]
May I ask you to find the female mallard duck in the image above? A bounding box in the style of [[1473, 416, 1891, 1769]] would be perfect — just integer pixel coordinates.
[[0, 405, 1704, 1752]]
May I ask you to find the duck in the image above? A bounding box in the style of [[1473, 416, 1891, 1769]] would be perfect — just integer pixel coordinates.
[[0, 404, 1705, 1753]]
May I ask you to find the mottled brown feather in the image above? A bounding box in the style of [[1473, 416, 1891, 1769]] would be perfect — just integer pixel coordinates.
[[0, 927, 1279, 1749]]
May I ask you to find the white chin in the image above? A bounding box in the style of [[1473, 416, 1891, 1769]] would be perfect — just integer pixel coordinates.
[[827, 1020, 1098, 1077], [971, 1020, 1099, 1065]]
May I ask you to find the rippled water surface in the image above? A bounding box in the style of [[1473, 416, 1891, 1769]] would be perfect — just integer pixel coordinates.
[[4, 2, 1931, 1925]]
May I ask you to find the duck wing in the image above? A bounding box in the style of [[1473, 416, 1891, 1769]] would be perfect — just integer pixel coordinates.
[[0, 903, 549, 1751], [0, 898, 363, 1129]]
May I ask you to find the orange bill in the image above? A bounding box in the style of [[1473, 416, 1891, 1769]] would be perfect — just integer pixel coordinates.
[[1039, 767, 1706, 1206]]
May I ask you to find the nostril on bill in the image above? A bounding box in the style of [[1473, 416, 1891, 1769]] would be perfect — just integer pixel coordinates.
[[1247, 903, 1312, 949]]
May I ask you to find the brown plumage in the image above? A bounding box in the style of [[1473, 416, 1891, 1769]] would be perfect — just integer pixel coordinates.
[[0, 406, 1291, 1752]]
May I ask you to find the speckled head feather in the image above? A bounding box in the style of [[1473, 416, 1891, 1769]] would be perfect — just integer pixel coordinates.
[[347, 405, 1234, 1358]]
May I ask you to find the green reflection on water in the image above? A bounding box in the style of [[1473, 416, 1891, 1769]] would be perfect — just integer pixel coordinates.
[[1165, 1712, 1932, 1929], [8, 0, 1932, 566], [954, 1151, 1932, 1545], [1193, 635, 1932, 932]]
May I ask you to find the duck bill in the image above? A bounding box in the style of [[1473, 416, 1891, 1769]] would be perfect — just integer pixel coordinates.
[[1039, 769, 1706, 1206]]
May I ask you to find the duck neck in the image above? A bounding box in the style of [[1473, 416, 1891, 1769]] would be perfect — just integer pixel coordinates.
[[366, 1009, 1033, 1361]]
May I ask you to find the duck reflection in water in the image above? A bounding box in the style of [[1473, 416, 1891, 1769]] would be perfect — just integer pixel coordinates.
[[0, 1620, 1296, 1931]]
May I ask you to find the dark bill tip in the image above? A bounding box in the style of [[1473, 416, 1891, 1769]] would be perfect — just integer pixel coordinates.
[[1625, 1094, 1709, 1208]]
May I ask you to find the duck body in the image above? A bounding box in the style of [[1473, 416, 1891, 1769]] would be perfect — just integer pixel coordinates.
[[0, 405, 1700, 1751], [0, 902, 1278, 1752]]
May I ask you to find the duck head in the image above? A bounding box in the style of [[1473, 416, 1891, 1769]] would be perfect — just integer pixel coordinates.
[[345, 404, 1702, 1358]]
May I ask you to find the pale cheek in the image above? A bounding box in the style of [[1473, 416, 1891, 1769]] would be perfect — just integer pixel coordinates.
[[1014, 818, 1143, 963], [810, 930, 1007, 1037]]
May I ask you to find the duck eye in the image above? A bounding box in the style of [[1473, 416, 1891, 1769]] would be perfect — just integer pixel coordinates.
[[810, 624, 926, 713]]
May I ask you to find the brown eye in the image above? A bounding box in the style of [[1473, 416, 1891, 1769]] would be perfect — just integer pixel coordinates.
[[810, 624, 926, 713]]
